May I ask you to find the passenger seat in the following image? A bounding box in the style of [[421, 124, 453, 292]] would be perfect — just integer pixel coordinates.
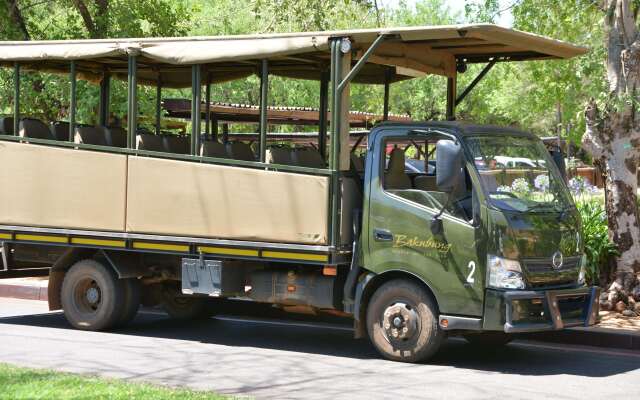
[[0, 117, 14, 135], [74, 126, 107, 146], [102, 127, 127, 148], [19, 118, 55, 140], [164, 135, 190, 154], [266, 147, 293, 165], [201, 141, 229, 158], [136, 133, 166, 152], [226, 141, 255, 161], [50, 121, 70, 141], [414, 175, 437, 191], [292, 147, 325, 168], [384, 148, 412, 190], [350, 152, 365, 173]]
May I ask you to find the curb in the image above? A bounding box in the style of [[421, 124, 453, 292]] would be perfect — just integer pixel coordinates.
[[1, 280, 638, 351], [0, 280, 48, 301], [523, 326, 640, 351]]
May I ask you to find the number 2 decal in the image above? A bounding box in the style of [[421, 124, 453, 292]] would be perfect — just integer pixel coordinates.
[[466, 261, 476, 284]]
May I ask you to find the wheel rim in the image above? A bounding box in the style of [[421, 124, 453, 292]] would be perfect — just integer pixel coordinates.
[[72, 277, 102, 315], [381, 302, 419, 344]]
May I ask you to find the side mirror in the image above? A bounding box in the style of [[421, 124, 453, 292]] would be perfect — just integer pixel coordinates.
[[436, 139, 463, 192]]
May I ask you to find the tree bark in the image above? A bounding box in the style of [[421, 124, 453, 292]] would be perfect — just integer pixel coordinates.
[[582, 0, 640, 300], [72, 0, 98, 38], [4, 0, 31, 40]]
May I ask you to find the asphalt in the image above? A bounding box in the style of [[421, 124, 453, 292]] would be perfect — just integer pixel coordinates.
[[0, 298, 639, 400]]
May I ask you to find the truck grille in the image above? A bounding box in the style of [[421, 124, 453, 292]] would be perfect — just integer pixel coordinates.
[[523, 256, 581, 273]]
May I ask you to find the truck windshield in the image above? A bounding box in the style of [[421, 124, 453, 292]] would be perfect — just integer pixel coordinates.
[[464, 135, 573, 213]]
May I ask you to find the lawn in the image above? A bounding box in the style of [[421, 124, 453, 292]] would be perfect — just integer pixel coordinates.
[[0, 363, 232, 400]]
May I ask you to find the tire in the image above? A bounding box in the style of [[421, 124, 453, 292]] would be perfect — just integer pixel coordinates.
[[61, 259, 125, 331], [158, 282, 211, 320], [463, 332, 513, 347], [114, 278, 141, 328], [366, 279, 444, 363]]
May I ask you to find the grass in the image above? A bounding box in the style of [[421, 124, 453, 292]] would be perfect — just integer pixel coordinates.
[[0, 363, 233, 400]]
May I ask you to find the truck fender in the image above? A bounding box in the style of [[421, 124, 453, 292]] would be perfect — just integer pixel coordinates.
[[97, 250, 146, 279], [48, 247, 95, 311]]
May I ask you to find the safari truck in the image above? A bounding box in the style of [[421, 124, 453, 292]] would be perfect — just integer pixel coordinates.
[[0, 25, 600, 363]]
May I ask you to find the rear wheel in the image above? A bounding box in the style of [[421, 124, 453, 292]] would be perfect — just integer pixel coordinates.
[[158, 282, 212, 320], [463, 332, 513, 347], [115, 278, 141, 327], [61, 259, 125, 331], [366, 279, 444, 363]]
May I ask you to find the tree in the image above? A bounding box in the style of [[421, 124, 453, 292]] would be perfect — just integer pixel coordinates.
[[582, 0, 640, 300]]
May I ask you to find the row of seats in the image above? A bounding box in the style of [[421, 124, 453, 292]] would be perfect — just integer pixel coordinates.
[[2, 116, 331, 169]]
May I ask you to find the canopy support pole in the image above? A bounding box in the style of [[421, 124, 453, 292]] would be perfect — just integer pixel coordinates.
[[69, 61, 77, 141], [212, 116, 218, 142], [204, 77, 211, 141], [222, 123, 229, 143], [259, 60, 269, 163], [127, 55, 138, 149], [383, 68, 392, 121], [455, 58, 496, 106], [329, 39, 344, 249], [318, 71, 329, 160], [155, 76, 162, 136], [98, 73, 110, 127], [446, 75, 456, 121], [13, 63, 19, 136], [191, 65, 202, 156]]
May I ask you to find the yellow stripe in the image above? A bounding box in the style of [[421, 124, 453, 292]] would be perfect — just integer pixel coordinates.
[[197, 246, 259, 257], [0, 233, 12, 240], [261, 251, 329, 262], [15, 234, 67, 244], [133, 242, 189, 252], [71, 238, 126, 247]]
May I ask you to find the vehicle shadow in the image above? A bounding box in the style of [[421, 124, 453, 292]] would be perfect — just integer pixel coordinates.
[[1, 310, 638, 378]]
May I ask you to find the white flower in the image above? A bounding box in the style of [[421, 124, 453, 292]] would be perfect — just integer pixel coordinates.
[[497, 185, 511, 193], [511, 178, 530, 194], [534, 174, 550, 192]]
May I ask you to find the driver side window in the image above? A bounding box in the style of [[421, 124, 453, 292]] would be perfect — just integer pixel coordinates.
[[381, 136, 473, 222]]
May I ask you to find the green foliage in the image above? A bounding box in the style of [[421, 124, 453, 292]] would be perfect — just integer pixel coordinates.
[[576, 199, 618, 285], [0, 362, 228, 400]]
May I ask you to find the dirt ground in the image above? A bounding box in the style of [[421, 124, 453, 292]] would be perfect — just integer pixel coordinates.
[[598, 311, 640, 331]]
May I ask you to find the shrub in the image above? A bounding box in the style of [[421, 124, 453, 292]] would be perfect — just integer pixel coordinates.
[[576, 199, 618, 285]]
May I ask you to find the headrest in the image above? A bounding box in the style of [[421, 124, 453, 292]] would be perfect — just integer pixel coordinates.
[[388, 148, 405, 173]]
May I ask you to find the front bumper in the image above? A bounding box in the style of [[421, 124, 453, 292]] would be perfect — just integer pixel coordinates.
[[483, 286, 600, 333]]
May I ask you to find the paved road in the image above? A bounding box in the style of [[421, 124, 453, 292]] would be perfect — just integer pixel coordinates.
[[1, 298, 639, 400]]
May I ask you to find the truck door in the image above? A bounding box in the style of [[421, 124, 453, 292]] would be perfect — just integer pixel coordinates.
[[363, 128, 484, 317]]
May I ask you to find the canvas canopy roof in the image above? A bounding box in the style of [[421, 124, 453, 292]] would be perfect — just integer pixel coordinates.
[[0, 24, 587, 88]]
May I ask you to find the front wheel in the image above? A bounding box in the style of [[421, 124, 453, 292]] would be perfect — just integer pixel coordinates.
[[366, 279, 444, 363]]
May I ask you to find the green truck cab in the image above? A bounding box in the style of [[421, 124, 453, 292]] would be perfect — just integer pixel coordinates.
[[353, 122, 599, 361]]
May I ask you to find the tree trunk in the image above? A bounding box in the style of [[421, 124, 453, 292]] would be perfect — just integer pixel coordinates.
[[582, 0, 640, 305], [4, 0, 31, 40]]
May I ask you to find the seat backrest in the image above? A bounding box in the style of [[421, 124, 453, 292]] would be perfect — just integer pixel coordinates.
[[384, 148, 412, 190], [102, 127, 127, 148], [292, 147, 325, 168], [19, 118, 54, 140], [414, 175, 437, 191], [226, 141, 255, 161], [201, 141, 229, 158], [0, 117, 15, 135], [164, 135, 190, 154], [266, 147, 293, 165], [136, 133, 166, 152], [74, 126, 107, 146], [350, 152, 365, 173], [50, 121, 70, 141]]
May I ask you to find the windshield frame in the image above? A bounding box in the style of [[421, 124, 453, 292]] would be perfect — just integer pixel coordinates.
[[461, 133, 575, 214]]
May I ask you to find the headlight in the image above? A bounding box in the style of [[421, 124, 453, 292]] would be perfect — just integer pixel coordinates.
[[487, 255, 525, 289], [578, 254, 587, 285]]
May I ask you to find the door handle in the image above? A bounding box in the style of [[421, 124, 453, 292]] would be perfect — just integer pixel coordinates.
[[374, 228, 393, 242]]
